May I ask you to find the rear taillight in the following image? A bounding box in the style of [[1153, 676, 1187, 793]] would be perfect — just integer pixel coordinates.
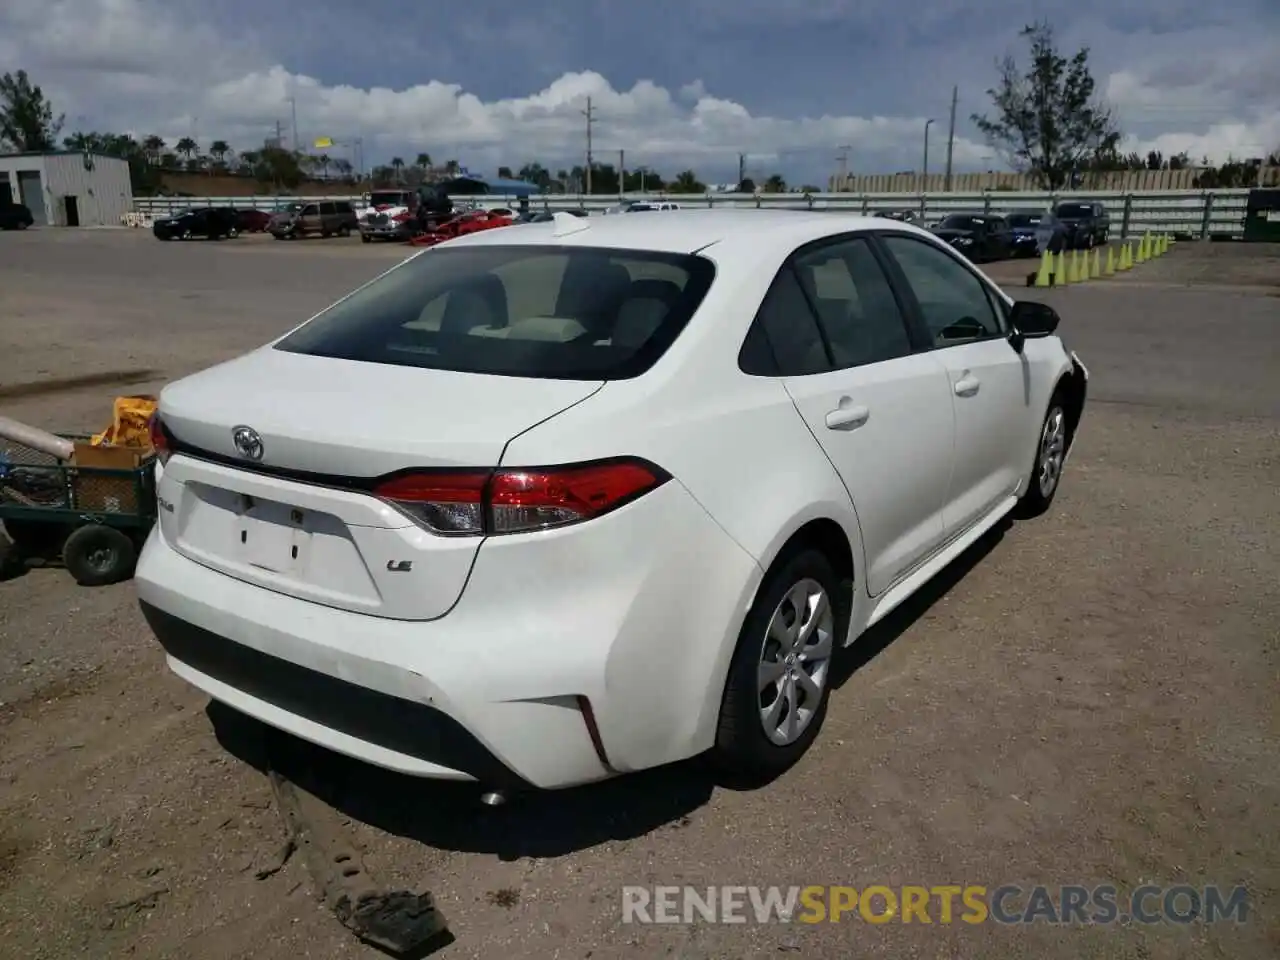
[[148, 413, 172, 465], [373, 458, 668, 536]]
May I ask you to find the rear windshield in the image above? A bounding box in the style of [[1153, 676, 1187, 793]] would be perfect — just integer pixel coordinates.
[[275, 245, 717, 380], [1006, 213, 1042, 227], [1055, 203, 1092, 218]]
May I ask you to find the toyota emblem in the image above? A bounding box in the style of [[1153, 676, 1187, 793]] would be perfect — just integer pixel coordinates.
[[231, 425, 264, 461]]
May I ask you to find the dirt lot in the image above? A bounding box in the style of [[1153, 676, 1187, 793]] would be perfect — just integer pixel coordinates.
[[1, 229, 1277, 960]]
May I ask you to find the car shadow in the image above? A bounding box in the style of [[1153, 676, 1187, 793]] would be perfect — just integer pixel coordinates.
[[829, 516, 1010, 689], [208, 516, 1012, 861], [210, 700, 717, 861]]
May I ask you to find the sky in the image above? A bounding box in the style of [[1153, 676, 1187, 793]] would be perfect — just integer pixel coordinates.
[[2, 0, 1277, 186]]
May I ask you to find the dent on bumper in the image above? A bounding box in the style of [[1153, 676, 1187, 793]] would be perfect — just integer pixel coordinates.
[[135, 479, 762, 789]]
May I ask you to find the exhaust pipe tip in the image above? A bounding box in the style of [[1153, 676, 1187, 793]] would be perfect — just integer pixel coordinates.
[[479, 790, 507, 807]]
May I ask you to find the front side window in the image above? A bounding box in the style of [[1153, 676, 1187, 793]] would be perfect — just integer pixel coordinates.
[[276, 245, 715, 380], [880, 235, 1004, 346]]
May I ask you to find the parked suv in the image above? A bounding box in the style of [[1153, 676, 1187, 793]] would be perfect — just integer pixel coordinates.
[[269, 200, 358, 240], [153, 207, 239, 240], [1052, 200, 1110, 249]]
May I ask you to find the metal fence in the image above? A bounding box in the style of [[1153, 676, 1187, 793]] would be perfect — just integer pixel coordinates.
[[130, 189, 1254, 239]]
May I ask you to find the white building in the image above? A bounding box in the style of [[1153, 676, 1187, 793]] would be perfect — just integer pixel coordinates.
[[0, 151, 134, 227]]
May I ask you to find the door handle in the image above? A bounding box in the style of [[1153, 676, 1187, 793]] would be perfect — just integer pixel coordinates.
[[954, 375, 980, 397], [825, 404, 870, 430]]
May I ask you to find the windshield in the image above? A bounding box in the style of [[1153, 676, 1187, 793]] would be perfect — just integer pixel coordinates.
[[275, 245, 716, 380], [938, 215, 983, 230], [1006, 213, 1043, 227], [1055, 203, 1092, 218], [370, 192, 410, 207]]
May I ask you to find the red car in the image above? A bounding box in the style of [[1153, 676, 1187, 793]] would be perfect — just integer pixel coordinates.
[[233, 209, 274, 233], [407, 210, 513, 247]]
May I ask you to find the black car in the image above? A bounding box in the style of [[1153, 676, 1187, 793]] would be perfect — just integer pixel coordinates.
[[0, 201, 34, 230], [152, 207, 239, 240], [930, 213, 1015, 262], [1052, 201, 1110, 249]]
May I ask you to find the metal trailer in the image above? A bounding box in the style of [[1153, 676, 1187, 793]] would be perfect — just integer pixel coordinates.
[[0, 434, 156, 585]]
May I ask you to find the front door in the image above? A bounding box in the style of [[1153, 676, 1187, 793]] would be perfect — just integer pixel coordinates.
[[878, 233, 1034, 536], [65, 196, 80, 226], [754, 235, 956, 595]]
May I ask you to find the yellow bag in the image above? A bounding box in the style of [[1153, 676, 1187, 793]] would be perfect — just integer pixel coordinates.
[[90, 395, 158, 449]]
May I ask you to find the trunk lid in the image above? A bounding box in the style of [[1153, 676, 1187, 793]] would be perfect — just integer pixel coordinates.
[[156, 348, 603, 619]]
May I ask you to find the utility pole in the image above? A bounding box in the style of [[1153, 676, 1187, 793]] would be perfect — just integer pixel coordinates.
[[738, 153, 745, 188], [943, 85, 957, 192], [274, 120, 283, 148], [288, 97, 299, 153], [923, 118, 935, 188], [836, 145, 851, 188], [581, 97, 597, 195], [619, 149, 625, 197]]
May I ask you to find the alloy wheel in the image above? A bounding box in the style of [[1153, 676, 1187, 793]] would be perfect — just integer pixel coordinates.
[[757, 578, 834, 746]]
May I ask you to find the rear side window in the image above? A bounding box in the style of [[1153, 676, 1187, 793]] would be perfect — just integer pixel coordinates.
[[320, 202, 336, 215], [739, 267, 831, 377], [275, 245, 716, 380], [302, 204, 319, 216], [335, 201, 352, 213], [791, 238, 913, 368]]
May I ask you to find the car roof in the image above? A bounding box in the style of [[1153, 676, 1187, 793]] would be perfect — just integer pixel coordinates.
[[439, 208, 910, 255]]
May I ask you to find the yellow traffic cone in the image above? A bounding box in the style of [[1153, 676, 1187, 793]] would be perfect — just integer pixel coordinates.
[[1160, 233, 1169, 254], [1137, 232, 1149, 263], [1055, 250, 1068, 284], [1090, 247, 1101, 279], [1033, 250, 1054, 288], [1119, 242, 1133, 270], [1104, 245, 1116, 275], [1071, 249, 1085, 283]]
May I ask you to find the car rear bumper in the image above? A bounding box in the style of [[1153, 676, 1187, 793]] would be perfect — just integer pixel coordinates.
[[135, 478, 762, 790]]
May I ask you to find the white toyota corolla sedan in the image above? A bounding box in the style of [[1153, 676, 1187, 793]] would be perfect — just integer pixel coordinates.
[[137, 209, 1088, 793]]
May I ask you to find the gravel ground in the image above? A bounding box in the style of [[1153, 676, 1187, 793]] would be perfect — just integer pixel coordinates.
[[0, 229, 1277, 960]]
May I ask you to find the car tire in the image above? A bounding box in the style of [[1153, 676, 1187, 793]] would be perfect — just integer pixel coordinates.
[[360, 234, 371, 243], [711, 547, 845, 783], [228, 227, 239, 239], [1017, 392, 1069, 518], [62, 524, 137, 587], [181, 229, 192, 240]]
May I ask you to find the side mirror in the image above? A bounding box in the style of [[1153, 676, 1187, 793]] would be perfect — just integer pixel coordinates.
[[1009, 300, 1060, 338]]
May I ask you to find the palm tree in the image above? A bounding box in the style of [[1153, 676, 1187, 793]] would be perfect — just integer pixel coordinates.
[[763, 173, 787, 192], [333, 157, 353, 181], [415, 152, 432, 171], [390, 157, 405, 182], [143, 135, 165, 164], [315, 153, 331, 178], [444, 159, 460, 176], [175, 137, 197, 162]]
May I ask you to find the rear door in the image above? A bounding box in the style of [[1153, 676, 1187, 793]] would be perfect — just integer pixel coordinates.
[[877, 232, 1033, 537], [752, 235, 955, 595], [300, 203, 320, 234]]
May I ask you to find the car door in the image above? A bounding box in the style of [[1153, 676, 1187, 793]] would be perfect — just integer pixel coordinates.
[[300, 203, 320, 235], [745, 235, 956, 596], [188, 210, 211, 237], [877, 232, 1036, 538]]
